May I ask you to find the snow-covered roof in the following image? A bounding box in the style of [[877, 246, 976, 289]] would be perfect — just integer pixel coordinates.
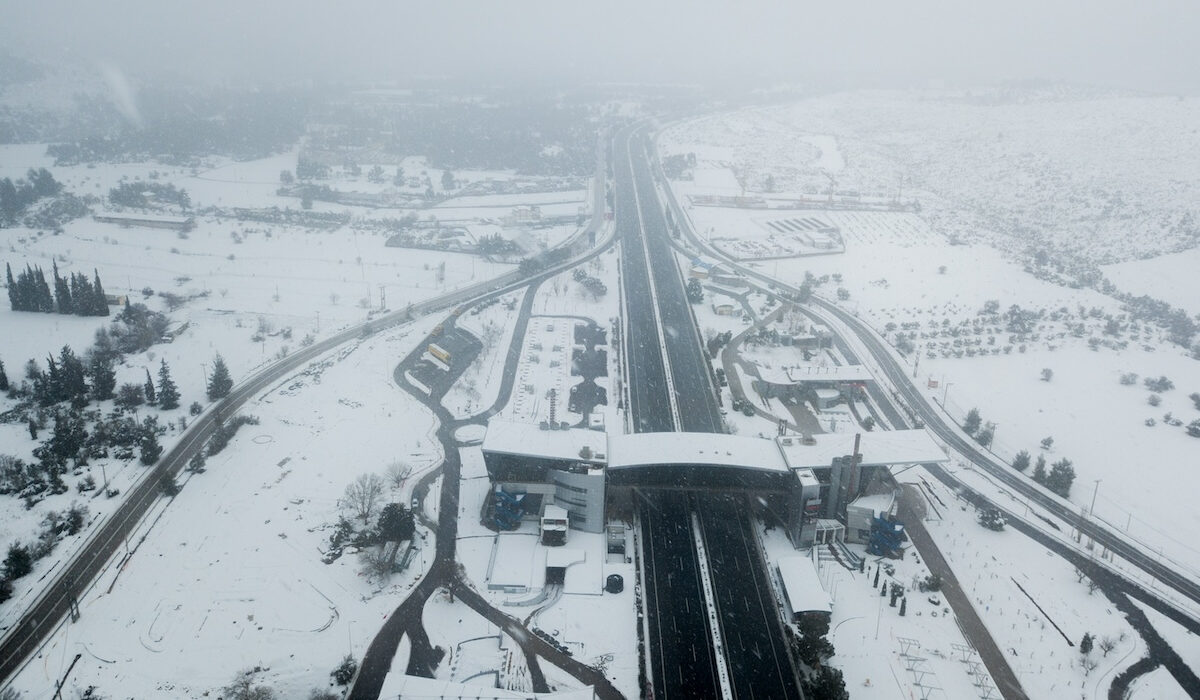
[[608, 432, 788, 473], [778, 556, 832, 615], [757, 363, 873, 385], [847, 492, 896, 518], [776, 430, 947, 469], [543, 504, 569, 521], [94, 213, 193, 224], [483, 419, 607, 464]]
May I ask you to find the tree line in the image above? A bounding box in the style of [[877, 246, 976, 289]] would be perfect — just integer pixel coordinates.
[[6, 261, 110, 316], [0, 168, 61, 226]]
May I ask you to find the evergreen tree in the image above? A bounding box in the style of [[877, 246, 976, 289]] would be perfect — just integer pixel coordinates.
[[1012, 450, 1031, 472], [1080, 632, 1094, 655], [3, 543, 33, 580], [1046, 458, 1076, 498], [115, 382, 144, 409], [207, 354, 233, 400], [975, 423, 994, 448], [143, 368, 157, 405], [58, 345, 89, 408], [1032, 454, 1047, 484], [44, 355, 63, 404], [6, 262, 18, 310], [962, 408, 982, 435], [92, 269, 109, 316], [802, 666, 849, 700], [34, 265, 53, 311], [378, 503, 415, 542], [139, 417, 163, 465], [0, 358, 8, 392], [28, 417, 38, 440], [89, 354, 116, 401], [47, 410, 88, 464], [52, 261, 72, 314], [157, 359, 180, 410]]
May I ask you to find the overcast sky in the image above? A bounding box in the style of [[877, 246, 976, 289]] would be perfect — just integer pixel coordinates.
[[3, 0, 1198, 93]]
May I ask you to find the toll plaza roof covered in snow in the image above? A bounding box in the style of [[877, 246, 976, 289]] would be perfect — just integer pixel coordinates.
[[607, 432, 788, 473], [756, 363, 874, 385], [777, 555, 832, 615], [482, 419, 607, 465], [775, 430, 948, 469]]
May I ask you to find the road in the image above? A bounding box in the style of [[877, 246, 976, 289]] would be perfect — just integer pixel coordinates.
[[618, 123, 802, 699], [0, 133, 612, 686], [615, 123, 723, 698]]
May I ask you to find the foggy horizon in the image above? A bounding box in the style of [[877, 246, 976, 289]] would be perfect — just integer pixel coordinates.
[[2, 0, 1199, 93]]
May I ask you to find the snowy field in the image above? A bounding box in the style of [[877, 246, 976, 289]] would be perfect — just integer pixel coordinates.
[[1103, 248, 1200, 318], [907, 469, 1147, 699], [6, 319, 445, 699], [660, 90, 1200, 264]]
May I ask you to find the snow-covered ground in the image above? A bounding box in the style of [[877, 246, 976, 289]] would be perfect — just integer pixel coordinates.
[[903, 468, 1146, 699], [1103, 247, 1200, 318], [6, 319, 444, 698], [757, 519, 999, 700]]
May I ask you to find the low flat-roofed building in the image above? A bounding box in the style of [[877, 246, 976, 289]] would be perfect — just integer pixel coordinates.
[[777, 555, 832, 621], [483, 419, 607, 533], [93, 213, 195, 231]]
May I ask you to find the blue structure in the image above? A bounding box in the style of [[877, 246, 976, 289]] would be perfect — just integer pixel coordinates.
[[866, 514, 907, 558], [492, 489, 526, 530]]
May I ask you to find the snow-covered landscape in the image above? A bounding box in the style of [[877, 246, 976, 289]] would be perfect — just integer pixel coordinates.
[[4, 5, 1200, 700]]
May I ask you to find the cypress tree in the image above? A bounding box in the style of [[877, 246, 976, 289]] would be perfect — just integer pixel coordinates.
[[59, 346, 88, 408], [89, 354, 116, 401], [92, 269, 109, 316], [44, 355, 63, 404], [53, 261, 72, 314], [35, 266, 53, 312], [157, 359, 180, 410], [71, 273, 95, 317], [143, 368, 157, 405], [139, 417, 162, 465], [6, 262, 17, 310], [206, 354, 233, 400]]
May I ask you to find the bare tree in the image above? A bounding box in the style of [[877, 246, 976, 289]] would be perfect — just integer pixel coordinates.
[[386, 462, 411, 490], [341, 473, 384, 524], [1098, 636, 1117, 657]]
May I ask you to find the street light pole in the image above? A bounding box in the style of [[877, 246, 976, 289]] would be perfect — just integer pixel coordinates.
[[942, 381, 953, 406]]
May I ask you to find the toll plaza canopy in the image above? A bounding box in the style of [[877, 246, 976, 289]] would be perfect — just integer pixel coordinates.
[[776, 430, 948, 469], [756, 363, 874, 385], [608, 432, 788, 473]]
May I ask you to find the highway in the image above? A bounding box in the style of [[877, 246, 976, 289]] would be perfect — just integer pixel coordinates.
[[0, 134, 612, 686], [618, 123, 802, 699], [616, 123, 722, 698], [645, 122, 1200, 617]]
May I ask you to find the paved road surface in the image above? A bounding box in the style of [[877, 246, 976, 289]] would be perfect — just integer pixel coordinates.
[[619, 123, 802, 699]]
